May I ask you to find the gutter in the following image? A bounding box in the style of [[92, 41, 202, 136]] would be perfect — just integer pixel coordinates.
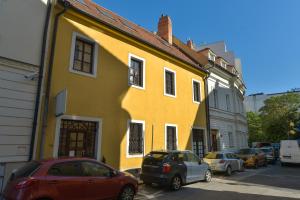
[[204, 73, 211, 152], [28, 0, 52, 161], [40, 0, 70, 159]]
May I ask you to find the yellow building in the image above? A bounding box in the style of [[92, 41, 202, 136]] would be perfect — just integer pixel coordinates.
[[37, 0, 209, 171]]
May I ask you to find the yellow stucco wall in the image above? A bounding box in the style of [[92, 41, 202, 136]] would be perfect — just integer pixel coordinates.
[[42, 10, 207, 170]]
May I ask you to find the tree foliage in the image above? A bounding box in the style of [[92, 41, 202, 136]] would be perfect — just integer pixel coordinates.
[[247, 93, 300, 143]]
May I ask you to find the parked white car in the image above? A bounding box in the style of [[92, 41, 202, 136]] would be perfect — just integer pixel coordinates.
[[280, 140, 300, 165], [204, 152, 244, 176]]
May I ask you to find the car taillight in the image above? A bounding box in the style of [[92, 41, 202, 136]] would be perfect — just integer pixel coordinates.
[[15, 178, 37, 189], [162, 163, 171, 173], [219, 160, 225, 164]]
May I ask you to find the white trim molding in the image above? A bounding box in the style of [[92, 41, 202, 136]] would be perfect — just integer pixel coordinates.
[[192, 78, 201, 104], [164, 67, 177, 98], [53, 115, 103, 161], [128, 53, 146, 90], [69, 32, 99, 78], [165, 123, 178, 150], [126, 119, 145, 158]]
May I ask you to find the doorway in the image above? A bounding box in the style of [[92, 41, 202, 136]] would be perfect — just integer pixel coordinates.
[[211, 129, 218, 151], [192, 128, 205, 159]]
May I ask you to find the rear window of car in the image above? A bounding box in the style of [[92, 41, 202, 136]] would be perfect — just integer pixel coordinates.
[[48, 162, 82, 176], [143, 152, 169, 165], [10, 161, 41, 181], [205, 152, 223, 159]]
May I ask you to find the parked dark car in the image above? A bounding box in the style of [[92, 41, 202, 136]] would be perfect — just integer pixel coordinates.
[[140, 150, 211, 191], [3, 157, 138, 200], [260, 147, 276, 164], [237, 148, 267, 168]]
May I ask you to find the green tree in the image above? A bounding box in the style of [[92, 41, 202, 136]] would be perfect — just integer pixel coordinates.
[[246, 111, 265, 144], [259, 93, 300, 142]]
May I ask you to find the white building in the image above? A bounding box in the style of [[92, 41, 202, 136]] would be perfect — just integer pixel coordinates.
[[198, 41, 248, 151], [245, 89, 300, 113], [0, 0, 50, 191]]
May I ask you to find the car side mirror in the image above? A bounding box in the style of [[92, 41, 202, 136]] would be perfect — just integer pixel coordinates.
[[199, 159, 202, 165], [110, 170, 118, 177]]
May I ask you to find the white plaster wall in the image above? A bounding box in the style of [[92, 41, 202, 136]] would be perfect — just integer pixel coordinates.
[[0, 0, 48, 65]]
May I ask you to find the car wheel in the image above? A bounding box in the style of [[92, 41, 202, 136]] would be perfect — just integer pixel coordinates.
[[170, 175, 182, 191], [226, 166, 232, 176], [205, 170, 212, 182], [118, 185, 135, 200]]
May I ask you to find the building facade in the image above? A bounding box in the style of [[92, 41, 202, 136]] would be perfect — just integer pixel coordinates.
[[245, 89, 300, 113], [0, 0, 50, 191], [174, 40, 248, 151], [36, 0, 209, 172]]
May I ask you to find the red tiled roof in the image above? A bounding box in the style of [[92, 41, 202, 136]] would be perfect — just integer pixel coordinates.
[[61, 0, 207, 73]]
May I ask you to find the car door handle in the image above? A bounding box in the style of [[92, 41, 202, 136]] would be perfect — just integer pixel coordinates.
[[48, 180, 58, 184]]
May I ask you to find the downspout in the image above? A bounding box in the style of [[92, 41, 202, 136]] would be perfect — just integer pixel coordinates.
[[204, 73, 211, 152], [40, 0, 70, 159], [28, 0, 52, 161]]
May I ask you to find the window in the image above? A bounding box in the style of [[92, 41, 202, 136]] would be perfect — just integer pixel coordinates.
[[208, 52, 216, 61], [128, 54, 145, 89], [186, 152, 199, 163], [226, 94, 231, 111], [58, 120, 98, 158], [213, 88, 219, 108], [164, 68, 176, 97], [81, 162, 111, 177], [165, 125, 177, 150], [69, 32, 98, 77], [192, 79, 201, 103], [127, 120, 144, 157], [220, 60, 227, 68], [48, 162, 82, 176]]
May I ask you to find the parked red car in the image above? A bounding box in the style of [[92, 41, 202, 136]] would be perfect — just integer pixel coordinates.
[[3, 157, 138, 200]]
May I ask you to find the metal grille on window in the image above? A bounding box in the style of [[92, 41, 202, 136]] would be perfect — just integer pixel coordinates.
[[193, 81, 200, 102], [167, 126, 177, 150], [165, 71, 174, 95], [59, 120, 97, 158], [129, 58, 143, 87], [73, 37, 94, 74], [129, 123, 143, 155]]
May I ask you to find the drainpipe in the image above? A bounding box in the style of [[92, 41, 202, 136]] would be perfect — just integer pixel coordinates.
[[204, 73, 211, 152], [28, 0, 52, 161], [40, 0, 70, 159]]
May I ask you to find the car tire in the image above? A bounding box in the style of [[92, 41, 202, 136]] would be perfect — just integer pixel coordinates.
[[226, 166, 232, 176], [170, 175, 182, 191], [118, 185, 135, 200], [205, 170, 212, 182]]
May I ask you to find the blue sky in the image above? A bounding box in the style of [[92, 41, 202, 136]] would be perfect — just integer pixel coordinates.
[[95, 0, 300, 95]]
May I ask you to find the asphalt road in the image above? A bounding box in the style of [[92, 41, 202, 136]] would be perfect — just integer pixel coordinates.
[[136, 163, 300, 200]]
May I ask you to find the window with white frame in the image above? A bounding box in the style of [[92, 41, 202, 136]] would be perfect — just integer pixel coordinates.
[[128, 54, 145, 89], [166, 125, 177, 150], [127, 120, 144, 156], [192, 79, 201, 103], [228, 132, 234, 148], [220, 60, 227, 68], [164, 68, 176, 97], [70, 32, 98, 77], [226, 94, 231, 111], [208, 52, 216, 61], [213, 88, 219, 108]]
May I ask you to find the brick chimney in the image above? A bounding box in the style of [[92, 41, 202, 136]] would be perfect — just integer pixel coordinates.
[[187, 39, 194, 49], [157, 15, 172, 44]]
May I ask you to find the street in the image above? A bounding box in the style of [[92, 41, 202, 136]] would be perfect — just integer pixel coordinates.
[[136, 163, 300, 200]]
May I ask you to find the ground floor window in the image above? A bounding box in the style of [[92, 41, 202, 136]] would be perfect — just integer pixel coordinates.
[[58, 119, 98, 158], [128, 120, 144, 156], [166, 125, 177, 150]]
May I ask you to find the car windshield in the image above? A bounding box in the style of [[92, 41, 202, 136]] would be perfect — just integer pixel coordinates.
[[239, 149, 254, 155], [261, 148, 272, 153], [10, 161, 41, 181], [205, 152, 223, 159]]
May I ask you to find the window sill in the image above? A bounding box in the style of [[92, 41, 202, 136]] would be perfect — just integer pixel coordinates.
[[193, 100, 201, 104], [126, 154, 144, 158], [69, 68, 97, 78], [164, 93, 176, 98], [130, 84, 145, 90]]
